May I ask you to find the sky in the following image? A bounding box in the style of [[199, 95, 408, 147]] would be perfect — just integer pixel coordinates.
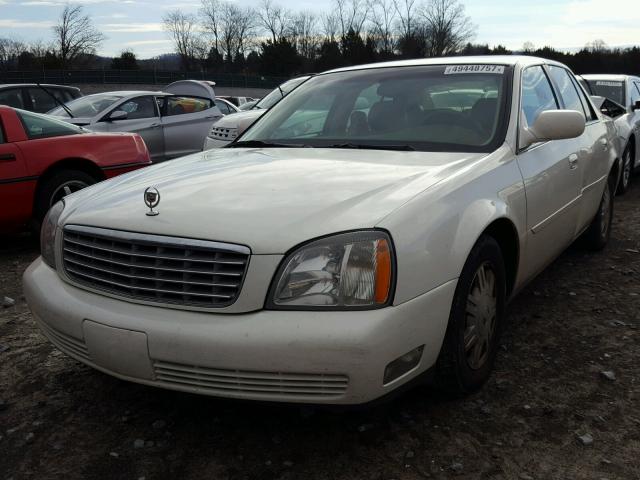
[[0, 0, 638, 58]]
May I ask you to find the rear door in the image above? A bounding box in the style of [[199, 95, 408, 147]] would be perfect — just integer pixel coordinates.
[[547, 65, 611, 232], [160, 95, 221, 158], [103, 95, 164, 162], [0, 114, 32, 230], [516, 65, 583, 282]]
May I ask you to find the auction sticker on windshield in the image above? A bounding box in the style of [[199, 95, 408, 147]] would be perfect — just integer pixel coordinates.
[[444, 65, 505, 74], [596, 81, 623, 87]]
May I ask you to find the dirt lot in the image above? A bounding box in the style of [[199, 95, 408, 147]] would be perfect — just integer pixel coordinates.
[[1, 184, 639, 480]]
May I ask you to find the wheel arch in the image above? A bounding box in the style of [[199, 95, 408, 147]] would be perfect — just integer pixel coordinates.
[[33, 157, 105, 206], [480, 218, 520, 297]]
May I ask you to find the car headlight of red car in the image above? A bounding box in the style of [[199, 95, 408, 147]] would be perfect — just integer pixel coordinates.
[[40, 201, 64, 269]]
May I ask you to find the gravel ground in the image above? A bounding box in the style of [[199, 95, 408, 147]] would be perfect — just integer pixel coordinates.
[[1, 182, 639, 480]]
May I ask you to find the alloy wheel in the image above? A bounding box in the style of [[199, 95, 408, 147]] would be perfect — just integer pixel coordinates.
[[50, 180, 89, 206], [464, 262, 497, 370]]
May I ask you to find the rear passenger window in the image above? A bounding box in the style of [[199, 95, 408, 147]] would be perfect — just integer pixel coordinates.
[[548, 66, 586, 116], [520, 66, 558, 127], [0, 88, 24, 109], [165, 96, 212, 116], [570, 75, 597, 121], [27, 88, 59, 113]]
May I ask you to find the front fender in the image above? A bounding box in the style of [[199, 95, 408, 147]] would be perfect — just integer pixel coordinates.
[[378, 148, 526, 305]]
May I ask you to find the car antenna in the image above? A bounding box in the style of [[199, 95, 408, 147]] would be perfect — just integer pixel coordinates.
[[37, 83, 74, 118]]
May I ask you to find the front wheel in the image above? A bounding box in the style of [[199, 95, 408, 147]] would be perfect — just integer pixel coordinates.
[[436, 235, 506, 395], [583, 175, 614, 251], [34, 170, 97, 223]]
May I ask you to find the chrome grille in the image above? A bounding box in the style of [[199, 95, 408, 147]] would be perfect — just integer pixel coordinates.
[[208, 126, 238, 141], [153, 361, 349, 398], [62, 225, 250, 308]]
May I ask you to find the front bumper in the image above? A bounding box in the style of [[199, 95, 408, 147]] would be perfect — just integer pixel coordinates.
[[24, 257, 456, 405]]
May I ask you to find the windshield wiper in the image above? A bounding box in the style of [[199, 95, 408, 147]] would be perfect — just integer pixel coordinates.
[[227, 140, 309, 148], [38, 83, 74, 118], [324, 143, 416, 151]]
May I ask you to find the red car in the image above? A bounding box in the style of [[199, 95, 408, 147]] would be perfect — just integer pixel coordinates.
[[0, 106, 151, 233]]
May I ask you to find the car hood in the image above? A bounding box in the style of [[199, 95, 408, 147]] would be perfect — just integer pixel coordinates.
[[61, 147, 487, 254], [56, 116, 94, 126], [215, 109, 265, 132]]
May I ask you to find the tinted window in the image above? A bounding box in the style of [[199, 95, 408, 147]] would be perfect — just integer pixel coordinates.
[[242, 65, 511, 152], [629, 81, 640, 108], [216, 100, 232, 115], [521, 66, 558, 127], [165, 96, 212, 116], [27, 88, 59, 113], [548, 66, 585, 116], [18, 109, 84, 139], [118, 96, 157, 119], [0, 88, 24, 109], [585, 79, 625, 106], [570, 75, 596, 121]]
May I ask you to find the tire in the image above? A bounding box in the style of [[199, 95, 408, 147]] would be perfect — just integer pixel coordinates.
[[617, 144, 633, 195], [583, 174, 614, 251], [435, 234, 506, 395], [34, 170, 97, 223]]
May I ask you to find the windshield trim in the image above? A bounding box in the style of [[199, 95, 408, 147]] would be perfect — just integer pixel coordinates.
[[240, 64, 514, 154]]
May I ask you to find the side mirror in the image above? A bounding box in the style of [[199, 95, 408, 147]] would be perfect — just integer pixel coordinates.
[[109, 110, 128, 121], [632, 100, 640, 111], [520, 110, 585, 149]]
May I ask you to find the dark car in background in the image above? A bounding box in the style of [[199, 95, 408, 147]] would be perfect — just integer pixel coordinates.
[[0, 84, 82, 113]]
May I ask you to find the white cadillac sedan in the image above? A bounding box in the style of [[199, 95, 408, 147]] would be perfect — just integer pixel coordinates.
[[24, 56, 620, 405]]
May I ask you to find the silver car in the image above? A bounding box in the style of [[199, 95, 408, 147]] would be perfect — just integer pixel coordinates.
[[579, 74, 640, 193], [48, 81, 223, 162]]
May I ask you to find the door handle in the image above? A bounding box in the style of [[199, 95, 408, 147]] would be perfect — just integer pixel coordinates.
[[0, 153, 16, 161], [150, 123, 160, 128], [569, 154, 578, 170]]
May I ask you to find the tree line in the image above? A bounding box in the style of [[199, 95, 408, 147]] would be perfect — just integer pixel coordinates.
[[1, 0, 640, 79]]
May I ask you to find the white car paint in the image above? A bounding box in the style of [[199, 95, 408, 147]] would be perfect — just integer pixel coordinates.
[[580, 74, 640, 189], [24, 56, 620, 405]]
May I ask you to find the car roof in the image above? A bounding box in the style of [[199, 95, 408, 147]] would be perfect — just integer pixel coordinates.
[[581, 74, 634, 82], [324, 55, 570, 74], [0, 83, 80, 90], [81, 90, 166, 97]]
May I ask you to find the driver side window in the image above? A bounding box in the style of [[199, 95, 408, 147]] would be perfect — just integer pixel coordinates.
[[521, 66, 558, 128]]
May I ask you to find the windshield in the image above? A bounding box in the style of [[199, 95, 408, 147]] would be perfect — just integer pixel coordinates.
[[48, 93, 124, 118], [584, 79, 625, 106], [241, 65, 511, 152], [254, 77, 309, 110]]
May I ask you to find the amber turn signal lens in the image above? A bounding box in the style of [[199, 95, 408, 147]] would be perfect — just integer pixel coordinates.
[[375, 239, 392, 304]]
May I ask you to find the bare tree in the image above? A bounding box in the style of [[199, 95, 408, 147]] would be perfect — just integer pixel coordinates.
[[522, 41, 535, 53], [586, 39, 609, 53], [200, 0, 221, 53], [334, 0, 368, 36], [52, 5, 105, 68], [289, 11, 319, 60], [0, 38, 25, 69], [393, 0, 418, 40], [163, 10, 201, 70], [369, 0, 397, 55], [217, 3, 257, 63], [321, 11, 340, 41], [257, 0, 289, 42], [421, 0, 475, 57]]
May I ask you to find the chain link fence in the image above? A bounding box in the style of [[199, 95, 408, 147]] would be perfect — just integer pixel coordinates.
[[0, 70, 289, 89]]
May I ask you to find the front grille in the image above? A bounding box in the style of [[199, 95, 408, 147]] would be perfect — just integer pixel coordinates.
[[153, 361, 349, 398], [208, 126, 238, 141], [62, 225, 250, 308]]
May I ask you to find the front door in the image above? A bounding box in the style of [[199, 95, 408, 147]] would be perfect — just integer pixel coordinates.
[[516, 65, 583, 283]]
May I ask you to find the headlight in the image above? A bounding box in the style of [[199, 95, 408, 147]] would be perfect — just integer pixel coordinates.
[[40, 200, 64, 269], [268, 231, 395, 309]]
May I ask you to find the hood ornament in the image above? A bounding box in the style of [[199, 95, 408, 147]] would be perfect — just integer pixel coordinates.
[[144, 187, 160, 216]]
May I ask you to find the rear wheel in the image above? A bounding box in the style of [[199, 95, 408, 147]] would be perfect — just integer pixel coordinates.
[[436, 235, 506, 395], [583, 175, 614, 251], [617, 144, 633, 194], [34, 170, 97, 223]]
